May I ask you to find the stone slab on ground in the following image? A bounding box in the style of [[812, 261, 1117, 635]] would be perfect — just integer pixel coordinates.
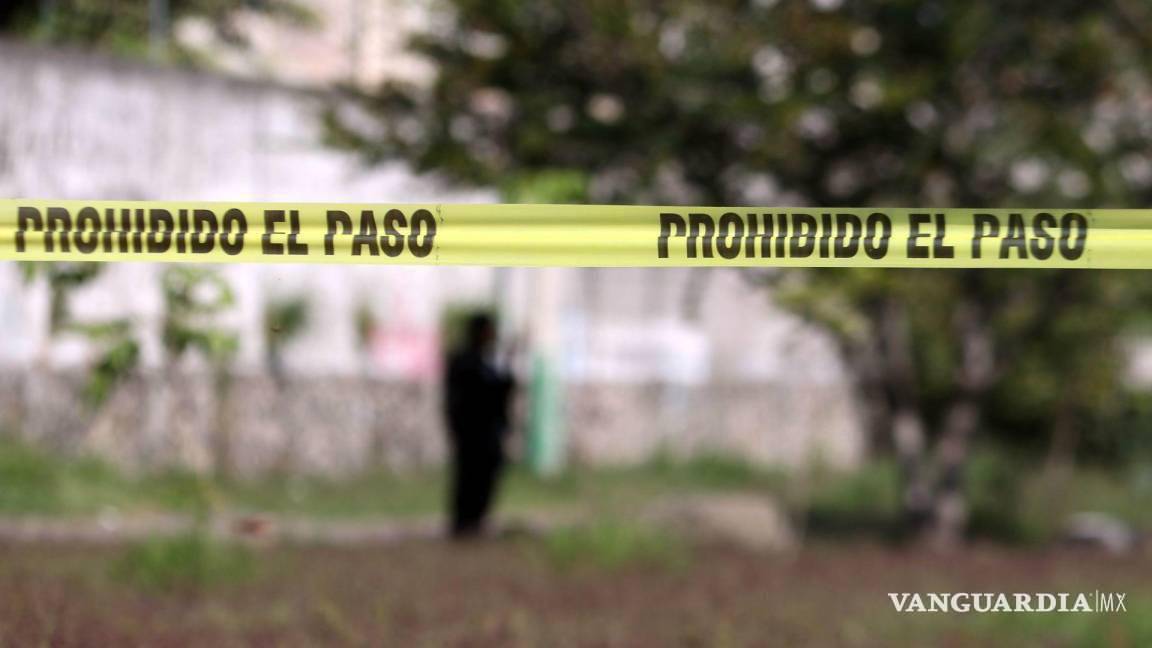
[[644, 493, 797, 552]]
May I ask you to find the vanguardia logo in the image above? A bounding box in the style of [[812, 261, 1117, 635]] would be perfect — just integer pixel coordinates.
[[888, 592, 1127, 613]]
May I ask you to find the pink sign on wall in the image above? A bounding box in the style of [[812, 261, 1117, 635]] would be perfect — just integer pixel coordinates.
[[370, 326, 441, 381]]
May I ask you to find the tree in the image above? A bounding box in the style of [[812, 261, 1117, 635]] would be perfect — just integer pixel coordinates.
[[263, 295, 310, 387], [329, 0, 1152, 546], [158, 266, 239, 475], [16, 262, 139, 427]]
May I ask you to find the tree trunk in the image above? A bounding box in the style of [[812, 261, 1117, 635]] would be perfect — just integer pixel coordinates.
[[873, 298, 935, 535], [923, 297, 996, 549], [210, 366, 235, 479], [927, 396, 980, 549], [894, 406, 932, 533], [1044, 387, 1078, 476]]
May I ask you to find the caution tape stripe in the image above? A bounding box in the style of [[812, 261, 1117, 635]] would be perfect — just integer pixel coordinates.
[[0, 199, 1145, 268]]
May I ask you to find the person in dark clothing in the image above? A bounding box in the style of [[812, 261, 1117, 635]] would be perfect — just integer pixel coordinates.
[[443, 313, 515, 539]]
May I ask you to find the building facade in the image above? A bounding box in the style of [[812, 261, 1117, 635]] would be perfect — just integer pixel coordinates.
[[0, 38, 864, 475]]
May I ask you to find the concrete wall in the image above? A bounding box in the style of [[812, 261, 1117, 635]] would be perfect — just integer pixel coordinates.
[[0, 40, 865, 474]]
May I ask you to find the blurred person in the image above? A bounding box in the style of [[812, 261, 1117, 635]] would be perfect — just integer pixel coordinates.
[[443, 312, 516, 539]]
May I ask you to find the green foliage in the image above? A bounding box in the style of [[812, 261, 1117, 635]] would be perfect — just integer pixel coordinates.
[[265, 296, 310, 344], [0, 435, 77, 514], [18, 262, 102, 333], [0, 435, 215, 515], [111, 532, 257, 591], [801, 455, 1054, 543], [264, 295, 311, 373], [17, 262, 140, 407], [331, 0, 1152, 468], [804, 451, 1152, 544], [335, 0, 1152, 205], [804, 460, 902, 540], [72, 320, 141, 406], [542, 519, 688, 572], [4, 430, 1149, 550], [501, 169, 589, 204], [161, 266, 238, 365], [642, 451, 787, 491], [353, 301, 377, 352], [15, 265, 240, 411], [0, 435, 779, 519], [955, 595, 1152, 648], [964, 450, 1039, 543]]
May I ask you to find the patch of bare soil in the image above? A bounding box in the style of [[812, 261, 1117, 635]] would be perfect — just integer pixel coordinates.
[[0, 540, 1147, 646]]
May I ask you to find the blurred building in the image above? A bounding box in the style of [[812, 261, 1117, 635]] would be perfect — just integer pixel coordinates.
[[174, 0, 434, 88], [0, 31, 864, 475]]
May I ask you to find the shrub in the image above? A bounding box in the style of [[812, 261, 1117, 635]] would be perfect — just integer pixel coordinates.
[[112, 532, 257, 591], [541, 520, 689, 572]]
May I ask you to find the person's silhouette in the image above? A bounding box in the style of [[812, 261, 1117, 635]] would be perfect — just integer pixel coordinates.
[[443, 313, 515, 539]]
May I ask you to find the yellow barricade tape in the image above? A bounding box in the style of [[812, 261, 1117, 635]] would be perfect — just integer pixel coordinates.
[[0, 200, 1145, 268]]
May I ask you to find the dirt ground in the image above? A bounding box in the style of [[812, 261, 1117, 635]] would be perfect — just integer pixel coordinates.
[[0, 539, 1148, 647]]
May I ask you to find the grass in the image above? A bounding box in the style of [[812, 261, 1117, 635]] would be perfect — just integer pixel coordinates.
[[2, 435, 1149, 644], [111, 531, 258, 591], [1, 433, 1150, 547], [803, 458, 904, 540], [1, 540, 1149, 646], [0, 436, 217, 515], [803, 450, 1152, 544], [0, 434, 788, 520], [953, 595, 1152, 647], [540, 518, 690, 571]]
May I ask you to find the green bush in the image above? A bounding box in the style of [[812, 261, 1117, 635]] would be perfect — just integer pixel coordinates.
[[541, 521, 689, 572], [965, 450, 1043, 543], [646, 452, 787, 491], [0, 435, 212, 515], [112, 532, 257, 591], [803, 461, 902, 540], [0, 435, 135, 514], [0, 437, 64, 513]]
